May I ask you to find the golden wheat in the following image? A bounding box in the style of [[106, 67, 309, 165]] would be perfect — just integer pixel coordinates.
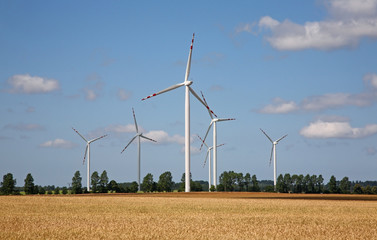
[[0, 193, 376, 239]]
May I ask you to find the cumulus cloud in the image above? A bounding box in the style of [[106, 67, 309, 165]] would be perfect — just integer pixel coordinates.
[[259, 97, 298, 114], [40, 139, 77, 149], [144, 130, 185, 145], [105, 124, 141, 134], [258, 0, 377, 51], [83, 73, 104, 101], [235, 22, 257, 34], [258, 74, 377, 114], [7, 74, 60, 94], [3, 123, 44, 131], [300, 119, 377, 139], [117, 89, 132, 101]]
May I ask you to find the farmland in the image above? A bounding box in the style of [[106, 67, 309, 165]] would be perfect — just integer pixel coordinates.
[[1, 192, 377, 239]]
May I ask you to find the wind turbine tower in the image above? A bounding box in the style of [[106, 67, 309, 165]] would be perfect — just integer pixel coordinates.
[[121, 108, 156, 191], [72, 127, 107, 192], [260, 128, 287, 191], [141, 34, 215, 192]]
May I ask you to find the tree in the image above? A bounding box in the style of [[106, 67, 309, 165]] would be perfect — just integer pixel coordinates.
[[251, 174, 260, 192], [317, 175, 324, 193], [141, 173, 155, 192], [108, 180, 120, 193], [99, 170, 109, 193], [244, 173, 252, 191], [129, 181, 139, 193], [91, 171, 100, 193], [1, 173, 16, 195], [328, 175, 338, 193], [276, 174, 284, 193], [24, 173, 35, 195], [339, 177, 351, 194], [72, 171, 83, 194], [62, 187, 68, 195], [158, 171, 174, 192]]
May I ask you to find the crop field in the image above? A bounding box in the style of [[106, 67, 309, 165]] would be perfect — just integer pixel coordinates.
[[1, 192, 377, 239]]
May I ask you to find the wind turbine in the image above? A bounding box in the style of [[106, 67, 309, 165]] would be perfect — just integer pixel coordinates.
[[197, 135, 224, 192], [72, 127, 107, 192], [200, 92, 235, 189], [121, 108, 156, 191], [141, 33, 215, 192], [260, 128, 287, 191]]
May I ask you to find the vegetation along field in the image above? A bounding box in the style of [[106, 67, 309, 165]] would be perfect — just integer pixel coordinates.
[[1, 192, 377, 239]]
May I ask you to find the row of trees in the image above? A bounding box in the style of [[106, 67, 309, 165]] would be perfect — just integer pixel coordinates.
[[2, 171, 377, 195]]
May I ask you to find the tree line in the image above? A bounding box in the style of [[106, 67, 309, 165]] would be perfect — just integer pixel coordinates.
[[1, 171, 377, 195]]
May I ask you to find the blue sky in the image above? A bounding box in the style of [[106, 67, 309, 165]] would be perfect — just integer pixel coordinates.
[[1, 0, 377, 187]]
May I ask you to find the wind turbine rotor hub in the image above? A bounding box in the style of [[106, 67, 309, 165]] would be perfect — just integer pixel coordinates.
[[184, 81, 193, 86]]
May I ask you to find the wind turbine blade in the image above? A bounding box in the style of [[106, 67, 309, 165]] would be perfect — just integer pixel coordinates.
[[217, 118, 236, 122], [216, 143, 225, 148], [72, 127, 88, 142], [276, 134, 288, 143], [141, 82, 185, 101], [269, 145, 273, 167], [200, 91, 217, 118], [121, 135, 138, 154], [197, 134, 209, 149], [83, 144, 88, 165], [140, 134, 157, 142], [184, 33, 195, 82], [203, 149, 209, 168], [132, 108, 139, 133], [260, 128, 273, 143], [189, 87, 217, 117], [89, 134, 107, 143], [200, 122, 213, 150]]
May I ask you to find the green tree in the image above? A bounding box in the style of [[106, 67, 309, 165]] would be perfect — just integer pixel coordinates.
[[129, 181, 139, 193], [24, 173, 35, 195], [244, 173, 252, 191], [251, 174, 260, 192], [158, 171, 174, 192], [328, 175, 338, 193], [62, 187, 68, 195], [276, 174, 284, 193], [141, 173, 155, 192], [99, 170, 109, 193], [1, 173, 16, 195], [72, 171, 83, 194], [339, 177, 351, 194], [38, 186, 46, 194], [55, 187, 60, 194], [317, 175, 324, 193], [91, 171, 100, 193], [108, 180, 120, 193]]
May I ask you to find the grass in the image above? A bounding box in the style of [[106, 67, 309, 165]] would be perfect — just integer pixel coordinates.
[[0, 192, 377, 239]]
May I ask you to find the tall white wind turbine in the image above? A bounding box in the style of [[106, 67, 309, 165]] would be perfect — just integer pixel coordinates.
[[141, 33, 215, 192], [197, 135, 224, 192], [200, 92, 235, 189], [260, 128, 287, 191], [72, 127, 107, 192], [121, 108, 156, 191]]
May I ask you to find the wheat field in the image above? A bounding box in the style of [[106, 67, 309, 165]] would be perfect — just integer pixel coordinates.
[[1, 193, 377, 239]]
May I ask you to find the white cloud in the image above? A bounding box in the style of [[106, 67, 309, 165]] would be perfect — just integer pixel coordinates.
[[235, 22, 256, 34], [40, 139, 77, 149], [257, 0, 377, 51], [83, 73, 104, 101], [117, 89, 132, 101], [364, 73, 377, 89], [3, 123, 44, 131], [258, 98, 298, 114], [7, 74, 60, 94], [85, 89, 97, 100], [144, 130, 185, 145], [105, 124, 140, 134], [300, 120, 377, 139], [259, 74, 377, 114]]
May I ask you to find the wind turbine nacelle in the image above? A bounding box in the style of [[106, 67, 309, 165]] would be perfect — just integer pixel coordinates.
[[185, 81, 193, 86]]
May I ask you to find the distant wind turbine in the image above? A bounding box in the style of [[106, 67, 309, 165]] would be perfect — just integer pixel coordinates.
[[200, 92, 235, 189], [121, 108, 156, 191], [197, 135, 224, 192], [260, 128, 287, 191], [141, 33, 215, 192], [72, 127, 107, 192]]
